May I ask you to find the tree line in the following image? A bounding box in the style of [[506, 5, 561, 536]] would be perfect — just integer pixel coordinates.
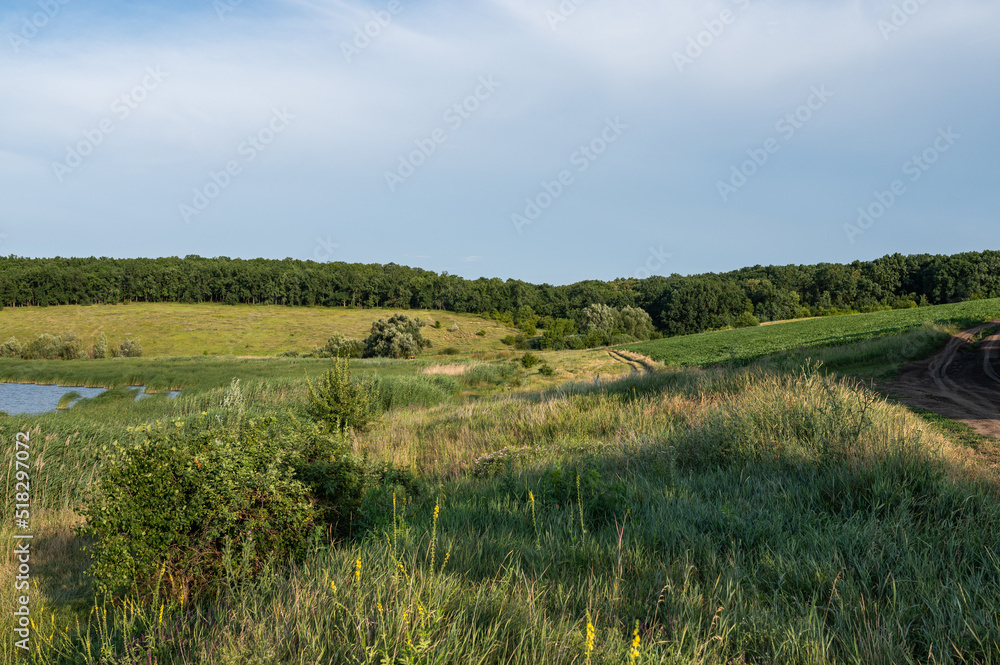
[[1, 251, 998, 337]]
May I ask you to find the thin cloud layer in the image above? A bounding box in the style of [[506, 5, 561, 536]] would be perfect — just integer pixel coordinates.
[[1, 0, 997, 282]]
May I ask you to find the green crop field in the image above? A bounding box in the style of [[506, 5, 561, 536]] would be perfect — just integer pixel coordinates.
[[0, 303, 515, 357], [624, 298, 1000, 367]]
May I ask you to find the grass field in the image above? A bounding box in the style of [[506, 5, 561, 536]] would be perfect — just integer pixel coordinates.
[[0, 303, 515, 357], [2, 304, 1000, 663], [624, 298, 1000, 367]]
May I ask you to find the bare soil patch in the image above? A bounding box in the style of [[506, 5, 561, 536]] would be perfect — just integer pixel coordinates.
[[885, 319, 1000, 440]]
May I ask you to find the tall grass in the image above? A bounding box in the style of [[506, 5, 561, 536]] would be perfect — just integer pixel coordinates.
[[4, 360, 1000, 663]]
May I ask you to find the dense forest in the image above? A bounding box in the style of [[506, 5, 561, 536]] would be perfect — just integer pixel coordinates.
[[1, 251, 998, 337]]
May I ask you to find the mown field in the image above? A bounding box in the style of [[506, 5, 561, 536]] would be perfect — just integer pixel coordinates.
[[0, 303, 514, 357], [1, 306, 999, 663], [625, 298, 1000, 368]]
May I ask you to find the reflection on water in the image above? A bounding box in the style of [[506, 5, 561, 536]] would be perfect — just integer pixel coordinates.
[[0, 383, 179, 415]]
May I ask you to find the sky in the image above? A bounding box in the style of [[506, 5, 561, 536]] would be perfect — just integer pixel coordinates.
[[1, 0, 997, 285]]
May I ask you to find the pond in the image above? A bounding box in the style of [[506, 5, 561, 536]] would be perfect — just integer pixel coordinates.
[[0, 383, 179, 415]]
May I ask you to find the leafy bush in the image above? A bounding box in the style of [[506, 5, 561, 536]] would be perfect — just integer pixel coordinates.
[[314, 332, 365, 359], [92, 331, 108, 359], [538, 363, 555, 376], [619, 306, 655, 340], [476, 329, 486, 336], [0, 336, 23, 358], [81, 416, 317, 598], [25, 333, 65, 359], [434, 320, 442, 329], [114, 337, 143, 358], [364, 314, 432, 358], [521, 352, 540, 368], [448, 323, 460, 332], [440, 347, 459, 355], [306, 358, 379, 433]]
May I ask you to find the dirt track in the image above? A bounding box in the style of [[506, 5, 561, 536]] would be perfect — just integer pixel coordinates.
[[886, 319, 1000, 440]]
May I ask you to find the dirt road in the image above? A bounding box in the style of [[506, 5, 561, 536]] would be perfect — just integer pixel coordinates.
[[607, 349, 661, 373], [886, 320, 1000, 440]]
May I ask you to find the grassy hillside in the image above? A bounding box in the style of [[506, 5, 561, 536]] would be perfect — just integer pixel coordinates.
[[0, 303, 514, 357], [3, 359, 1000, 663], [624, 298, 1000, 367]]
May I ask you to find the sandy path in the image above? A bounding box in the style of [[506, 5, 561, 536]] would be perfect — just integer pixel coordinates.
[[886, 320, 1000, 440]]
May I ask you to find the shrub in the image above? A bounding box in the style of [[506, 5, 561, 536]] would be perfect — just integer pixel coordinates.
[[315, 332, 365, 359], [92, 331, 109, 359], [448, 323, 460, 332], [306, 358, 379, 433], [364, 314, 432, 358], [0, 336, 23, 358], [619, 306, 656, 340], [538, 363, 555, 376], [476, 329, 487, 336], [440, 347, 459, 355], [25, 333, 64, 359], [434, 320, 442, 329], [521, 352, 541, 368], [734, 311, 761, 328], [80, 416, 317, 598], [114, 337, 143, 358], [278, 350, 301, 357], [500, 335, 516, 346]]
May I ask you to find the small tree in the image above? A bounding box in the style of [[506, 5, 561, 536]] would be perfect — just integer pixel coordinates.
[[364, 314, 432, 359], [306, 358, 379, 433], [581, 304, 622, 341], [93, 331, 109, 359], [619, 306, 655, 340]]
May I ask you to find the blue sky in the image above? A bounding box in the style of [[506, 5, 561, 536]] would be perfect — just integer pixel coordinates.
[[1, 0, 997, 284]]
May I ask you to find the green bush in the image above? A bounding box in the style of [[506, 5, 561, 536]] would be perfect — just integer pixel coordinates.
[[92, 331, 109, 359], [81, 416, 317, 598], [476, 329, 486, 336], [314, 333, 365, 358], [364, 314, 432, 358], [520, 352, 540, 368], [538, 363, 555, 376], [0, 336, 23, 358], [306, 358, 379, 433], [114, 337, 143, 358], [25, 333, 65, 359], [440, 347, 460, 355]]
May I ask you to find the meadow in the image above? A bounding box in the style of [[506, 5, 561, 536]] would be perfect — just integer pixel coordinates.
[[0, 303, 513, 357], [1, 304, 999, 663], [624, 298, 1000, 368]]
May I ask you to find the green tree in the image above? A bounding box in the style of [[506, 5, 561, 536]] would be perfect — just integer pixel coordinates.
[[363, 314, 431, 358], [92, 331, 109, 359]]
